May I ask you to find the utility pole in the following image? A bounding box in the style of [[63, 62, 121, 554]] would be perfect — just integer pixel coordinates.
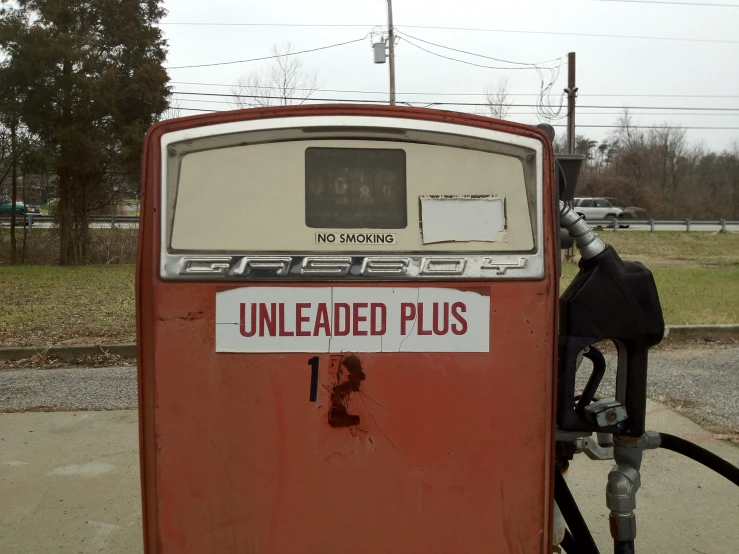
[[566, 52, 577, 154], [387, 0, 396, 105], [565, 52, 578, 262], [9, 120, 18, 264]]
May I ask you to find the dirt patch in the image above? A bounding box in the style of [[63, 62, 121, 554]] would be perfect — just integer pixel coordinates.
[[0, 352, 135, 370]]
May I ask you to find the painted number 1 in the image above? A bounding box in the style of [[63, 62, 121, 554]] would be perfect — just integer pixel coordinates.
[[308, 356, 319, 402]]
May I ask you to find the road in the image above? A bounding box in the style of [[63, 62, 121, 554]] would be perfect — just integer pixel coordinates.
[[0, 221, 138, 230], [3, 221, 738, 232]]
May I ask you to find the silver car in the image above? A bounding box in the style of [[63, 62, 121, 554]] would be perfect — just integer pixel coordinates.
[[573, 197, 645, 228]]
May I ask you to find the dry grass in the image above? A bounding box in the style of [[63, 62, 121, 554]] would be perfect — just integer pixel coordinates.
[[0, 265, 135, 347], [0, 228, 138, 265], [592, 230, 739, 269], [0, 351, 135, 370], [561, 232, 739, 326]]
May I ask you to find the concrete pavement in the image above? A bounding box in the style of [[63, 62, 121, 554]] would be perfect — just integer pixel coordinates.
[[0, 411, 141, 554], [0, 399, 737, 553]]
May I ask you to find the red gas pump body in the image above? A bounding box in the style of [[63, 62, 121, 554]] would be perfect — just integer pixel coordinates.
[[137, 105, 559, 554]]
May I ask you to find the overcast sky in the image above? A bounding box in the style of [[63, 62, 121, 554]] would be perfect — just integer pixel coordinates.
[[160, 0, 739, 151]]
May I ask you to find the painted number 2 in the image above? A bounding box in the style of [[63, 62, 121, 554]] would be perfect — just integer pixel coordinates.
[[308, 356, 319, 402]]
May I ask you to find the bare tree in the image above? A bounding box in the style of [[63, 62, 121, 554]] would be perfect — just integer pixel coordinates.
[[483, 77, 512, 120], [160, 96, 184, 121], [232, 42, 321, 108]]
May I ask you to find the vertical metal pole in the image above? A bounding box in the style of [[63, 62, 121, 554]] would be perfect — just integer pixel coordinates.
[[9, 121, 18, 264], [564, 52, 577, 262], [720, 219, 727, 233], [387, 0, 396, 105], [566, 52, 576, 154]]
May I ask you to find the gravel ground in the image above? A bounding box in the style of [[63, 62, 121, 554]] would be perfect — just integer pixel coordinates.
[[0, 365, 136, 412], [575, 343, 739, 433], [1, 346, 737, 434]]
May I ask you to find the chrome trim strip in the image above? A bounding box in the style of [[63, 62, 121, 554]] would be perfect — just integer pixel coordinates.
[[301, 256, 352, 275], [166, 254, 541, 281]]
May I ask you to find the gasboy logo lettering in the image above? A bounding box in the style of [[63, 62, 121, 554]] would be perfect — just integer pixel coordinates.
[[215, 287, 489, 353]]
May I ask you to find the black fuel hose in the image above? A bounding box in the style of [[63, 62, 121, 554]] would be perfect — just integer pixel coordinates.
[[657, 432, 739, 486], [613, 540, 635, 554]]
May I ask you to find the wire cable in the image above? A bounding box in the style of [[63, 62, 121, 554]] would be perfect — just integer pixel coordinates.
[[393, 29, 563, 66], [594, 0, 739, 7], [157, 21, 739, 44], [167, 36, 367, 70], [172, 97, 739, 117], [168, 107, 739, 130], [169, 81, 739, 99], [398, 36, 558, 70], [171, 90, 739, 111]]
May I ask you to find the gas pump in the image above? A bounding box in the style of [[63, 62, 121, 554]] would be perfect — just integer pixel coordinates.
[[137, 105, 739, 554]]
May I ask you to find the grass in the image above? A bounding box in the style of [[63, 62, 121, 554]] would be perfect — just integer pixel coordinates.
[[559, 232, 739, 326], [0, 232, 737, 347], [0, 265, 135, 347], [592, 231, 739, 269]]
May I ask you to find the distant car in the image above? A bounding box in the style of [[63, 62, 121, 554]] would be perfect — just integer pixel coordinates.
[[573, 197, 645, 228], [0, 201, 26, 215]]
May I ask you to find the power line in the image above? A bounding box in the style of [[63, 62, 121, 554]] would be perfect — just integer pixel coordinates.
[[594, 0, 739, 7], [173, 90, 739, 111], [166, 36, 366, 70], [167, 107, 739, 129], [553, 124, 739, 129], [393, 30, 563, 66], [399, 24, 739, 45], [170, 81, 739, 99], [158, 21, 739, 44], [173, 98, 739, 116], [160, 22, 378, 27], [399, 36, 561, 70], [174, 98, 739, 116]]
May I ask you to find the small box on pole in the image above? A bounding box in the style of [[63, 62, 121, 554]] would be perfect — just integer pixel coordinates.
[[373, 41, 386, 64]]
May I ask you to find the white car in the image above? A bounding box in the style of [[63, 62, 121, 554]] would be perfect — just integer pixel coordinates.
[[573, 197, 644, 228]]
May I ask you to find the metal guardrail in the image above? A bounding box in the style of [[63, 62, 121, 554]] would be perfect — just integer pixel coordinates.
[[586, 218, 739, 232], [2, 214, 139, 229], [4, 214, 738, 232]]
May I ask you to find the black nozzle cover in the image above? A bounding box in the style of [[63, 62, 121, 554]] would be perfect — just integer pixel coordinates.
[[558, 246, 665, 435], [555, 154, 585, 202]]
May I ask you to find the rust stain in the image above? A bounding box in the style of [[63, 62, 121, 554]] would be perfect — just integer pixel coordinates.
[[452, 286, 491, 297], [156, 311, 204, 322], [327, 355, 365, 428]]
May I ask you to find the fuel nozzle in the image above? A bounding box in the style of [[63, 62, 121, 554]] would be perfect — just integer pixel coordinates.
[[557, 201, 665, 436], [558, 203, 666, 554], [559, 201, 605, 260]]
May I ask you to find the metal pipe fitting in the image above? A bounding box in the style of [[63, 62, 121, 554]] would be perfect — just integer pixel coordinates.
[[606, 436, 648, 544], [559, 201, 606, 260], [606, 463, 641, 541]]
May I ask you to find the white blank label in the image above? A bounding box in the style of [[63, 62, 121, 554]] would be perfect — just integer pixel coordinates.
[[420, 196, 505, 244]]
